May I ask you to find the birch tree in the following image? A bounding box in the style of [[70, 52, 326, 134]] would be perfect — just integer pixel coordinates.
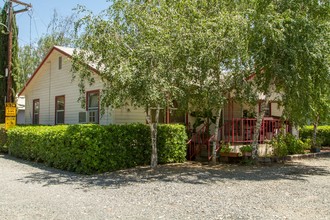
[[73, 1, 187, 168], [18, 10, 78, 91], [73, 0, 251, 166], [168, 1, 250, 164], [247, 0, 330, 159]]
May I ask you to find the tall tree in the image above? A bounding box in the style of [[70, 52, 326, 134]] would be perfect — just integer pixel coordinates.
[[18, 10, 77, 92], [0, 2, 19, 122], [73, 1, 186, 168], [247, 0, 330, 158], [73, 0, 251, 166], [34, 10, 77, 58], [166, 1, 250, 164]]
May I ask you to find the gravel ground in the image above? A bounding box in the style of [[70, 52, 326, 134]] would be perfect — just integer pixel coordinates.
[[0, 154, 329, 220]]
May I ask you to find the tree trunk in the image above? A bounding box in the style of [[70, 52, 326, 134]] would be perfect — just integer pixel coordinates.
[[146, 106, 160, 168], [211, 108, 222, 165], [252, 92, 270, 161], [312, 115, 319, 148]]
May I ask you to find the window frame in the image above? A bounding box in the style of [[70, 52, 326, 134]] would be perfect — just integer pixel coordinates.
[[55, 95, 65, 125], [33, 99, 40, 125], [259, 102, 272, 117], [86, 90, 100, 124], [166, 100, 186, 124]]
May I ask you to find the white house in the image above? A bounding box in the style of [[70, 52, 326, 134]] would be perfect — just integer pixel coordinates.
[[19, 46, 146, 125]]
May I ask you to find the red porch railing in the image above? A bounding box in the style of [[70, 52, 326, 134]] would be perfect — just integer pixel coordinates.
[[221, 117, 287, 144], [187, 117, 289, 161], [186, 124, 209, 160]]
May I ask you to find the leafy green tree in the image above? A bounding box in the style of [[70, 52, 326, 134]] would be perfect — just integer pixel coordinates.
[[18, 10, 77, 92], [34, 10, 77, 58], [73, 1, 187, 168], [247, 0, 330, 158], [73, 0, 252, 166], [165, 1, 250, 164]]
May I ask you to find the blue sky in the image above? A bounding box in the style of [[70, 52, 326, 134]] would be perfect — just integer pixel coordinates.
[[1, 0, 111, 46]]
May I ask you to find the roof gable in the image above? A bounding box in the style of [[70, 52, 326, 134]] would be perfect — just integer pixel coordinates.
[[18, 46, 99, 96]]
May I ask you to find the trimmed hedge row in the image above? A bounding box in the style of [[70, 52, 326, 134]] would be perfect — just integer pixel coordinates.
[[300, 125, 330, 146], [0, 124, 7, 153], [7, 123, 187, 174]]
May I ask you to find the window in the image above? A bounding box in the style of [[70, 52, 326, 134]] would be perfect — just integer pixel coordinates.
[[78, 112, 87, 123], [33, 99, 40, 124], [259, 102, 271, 117], [149, 100, 186, 124], [86, 90, 99, 124], [58, 56, 62, 69], [55, 96, 65, 124]]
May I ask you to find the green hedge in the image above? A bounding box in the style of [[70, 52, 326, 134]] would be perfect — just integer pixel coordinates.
[[0, 124, 7, 153], [7, 124, 187, 174], [300, 125, 330, 146], [272, 133, 306, 157]]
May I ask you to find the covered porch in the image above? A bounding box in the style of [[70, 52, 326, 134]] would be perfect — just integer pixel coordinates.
[[187, 100, 289, 161]]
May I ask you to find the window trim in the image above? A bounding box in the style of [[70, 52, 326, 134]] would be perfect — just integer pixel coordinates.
[[86, 90, 100, 124], [33, 99, 40, 125], [55, 95, 65, 125]]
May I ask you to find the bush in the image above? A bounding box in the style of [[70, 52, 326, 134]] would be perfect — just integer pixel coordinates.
[[272, 133, 305, 157], [240, 145, 253, 153], [157, 124, 188, 163], [0, 124, 7, 153], [300, 126, 330, 146], [7, 123, 187, 174]]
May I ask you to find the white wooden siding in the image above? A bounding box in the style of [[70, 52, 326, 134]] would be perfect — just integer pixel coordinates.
[[23, 49, 146, 125], [113, 107, 146, 124], [271, 102, 283, 117], [23, 50, 109, 125]]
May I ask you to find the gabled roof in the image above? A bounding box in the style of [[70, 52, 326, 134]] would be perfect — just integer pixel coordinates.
[[18, 46, 98, 96]]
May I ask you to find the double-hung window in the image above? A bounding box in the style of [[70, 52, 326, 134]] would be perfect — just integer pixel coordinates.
[[87, 90, 99, 124], [55, 96, 65, 124]]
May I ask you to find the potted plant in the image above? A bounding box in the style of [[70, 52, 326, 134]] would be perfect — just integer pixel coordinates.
[[220, 143, 236, 157], [240, 145, 253, 157]]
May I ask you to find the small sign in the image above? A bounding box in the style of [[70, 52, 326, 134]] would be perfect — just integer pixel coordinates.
[[5, 103, 16, 117], [5, 116, 16, 130]]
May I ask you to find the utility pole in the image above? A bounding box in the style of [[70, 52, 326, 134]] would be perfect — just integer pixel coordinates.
[[6, 0, 32, 103], [6, 0, 12, 103], [4, 0, 31, 130]]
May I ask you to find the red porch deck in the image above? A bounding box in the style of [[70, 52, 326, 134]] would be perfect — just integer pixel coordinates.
[[187, 117, 289, 161]]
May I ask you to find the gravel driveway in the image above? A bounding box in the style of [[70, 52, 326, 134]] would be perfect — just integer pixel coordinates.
[[0, 154, 329, 220]]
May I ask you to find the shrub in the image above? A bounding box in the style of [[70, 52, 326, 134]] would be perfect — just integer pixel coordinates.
[[0, 124, 7, 153], [285, 134, 305, 155], [272, 133, 288, 158], [157, 124, 187, 163], [240, 145, 253, 153], [7, 123, 187, 174], [272, 133, 305, 157], [300, 126, 330, 146]]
